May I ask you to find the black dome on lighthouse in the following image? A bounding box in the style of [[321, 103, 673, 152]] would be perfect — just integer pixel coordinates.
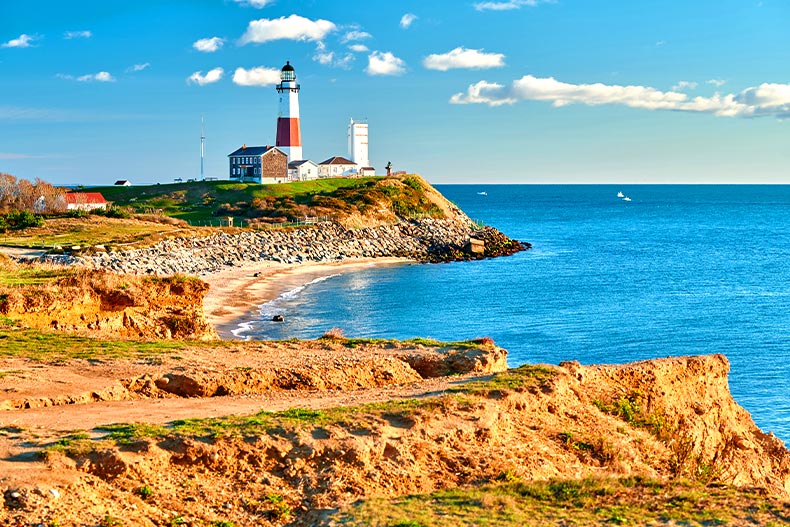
[[281, 61, 295, 72]]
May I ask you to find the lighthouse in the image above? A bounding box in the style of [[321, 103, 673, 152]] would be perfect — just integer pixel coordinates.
[[275, 61, 302, 162]]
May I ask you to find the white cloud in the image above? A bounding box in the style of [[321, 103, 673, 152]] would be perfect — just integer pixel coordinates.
[[2, 34, 37, 48], [400, 13, 417, 29], [366, 51, 406, 76], [193, 36, 225, 52], [423, 47, 505, 71], [707, 79, 726, 87], [187, 68, 224, 86], [128, 63, 150, 72], [232, 66, 281, 86], [449, 81, 516, 106], [450, 74, 790, 119], [348, 44, 368, 53], [341, 30, 372, 43], [312, 42, 354, 68], [231, 0, 273, 7], [239, 14, 336, 45], [655, 40, 666, 47], [58, 71, 115, 82], [672, 80, 698, 91], [473, 0, 551, 11], [64, 30, 92, 39]]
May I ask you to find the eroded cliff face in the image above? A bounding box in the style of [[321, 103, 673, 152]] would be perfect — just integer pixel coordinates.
[[572, 355, 790, 495], [1, 354, 787, 526], [0, 271, 216, 340]]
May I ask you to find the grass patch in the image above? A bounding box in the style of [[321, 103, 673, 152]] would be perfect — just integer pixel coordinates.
[[0, 329, 235, 361], [332, 477, 789, 527], [0, 216, 191, 250], [448, 364, 556, 396]]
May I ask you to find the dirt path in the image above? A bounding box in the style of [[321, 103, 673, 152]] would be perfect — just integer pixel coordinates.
[[1, 376, 466, 434]]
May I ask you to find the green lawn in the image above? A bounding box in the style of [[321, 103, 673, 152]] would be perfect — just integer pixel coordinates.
[[92, 178, 380, 223]]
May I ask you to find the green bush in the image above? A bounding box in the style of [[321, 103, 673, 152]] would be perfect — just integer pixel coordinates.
[[0, 210, 45, 231], [100, 207, 132, 219]]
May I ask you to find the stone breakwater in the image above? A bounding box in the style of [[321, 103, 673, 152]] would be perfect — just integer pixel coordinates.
[[46, 218, 528, 276]]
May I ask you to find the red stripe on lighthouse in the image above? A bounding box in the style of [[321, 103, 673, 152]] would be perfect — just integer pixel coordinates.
[[276, 118, 301, 147]]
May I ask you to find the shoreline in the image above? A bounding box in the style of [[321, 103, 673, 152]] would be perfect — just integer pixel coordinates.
[[200, 256, 416, 338]]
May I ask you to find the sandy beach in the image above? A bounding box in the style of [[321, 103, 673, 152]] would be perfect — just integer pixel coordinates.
[[201, 257, 415, 337]]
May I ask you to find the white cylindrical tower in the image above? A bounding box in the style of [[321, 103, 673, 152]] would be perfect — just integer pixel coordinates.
[[348, 118, 369, 167], [275, 61, 302, 162]]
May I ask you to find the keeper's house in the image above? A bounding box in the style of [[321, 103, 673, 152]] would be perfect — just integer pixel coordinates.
[[228, 144, 288, 184]]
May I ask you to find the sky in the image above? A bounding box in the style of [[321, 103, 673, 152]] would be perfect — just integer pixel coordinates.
[[1, 0, 789, 185]]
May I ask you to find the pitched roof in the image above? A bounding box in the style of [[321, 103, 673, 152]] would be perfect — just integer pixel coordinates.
[[319, 156, 356, 165], [228, 145, 283, 157], [288, 160, 317, 168], [65, 192, 107, 204]]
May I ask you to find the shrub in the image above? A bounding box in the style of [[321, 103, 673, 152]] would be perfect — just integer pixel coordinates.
[[66, 209, 89, 218], [0, 210, 45, 230], [100, 207, 132, 219]]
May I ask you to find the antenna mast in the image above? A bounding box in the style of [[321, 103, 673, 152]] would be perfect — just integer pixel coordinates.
[[200, 115, 205, 180]]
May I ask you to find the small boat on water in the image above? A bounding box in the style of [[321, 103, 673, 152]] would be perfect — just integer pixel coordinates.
[[477, 191, 488, 196], [623, 196, 632, 202], [617, 191, 624, 198]]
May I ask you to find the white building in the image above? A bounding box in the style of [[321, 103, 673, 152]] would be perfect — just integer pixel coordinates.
[[288, 159, 319, 181], [319, 156, 358, 178], [348, 118, 369, 168]]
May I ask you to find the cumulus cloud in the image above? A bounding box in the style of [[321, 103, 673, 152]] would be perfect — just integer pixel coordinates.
[[64, 30, 92, 39], [672, 80, 698, 91], [232, 66, 280, 86], [449, 81, 516, 106], [231, 0, 273, 7], [474, 0, 551, 11], [239, 14, 336, 44], [424, 47, 505, 71], [193, 36, 225, 52], [366, 51, 406, 76], [2, 34, 37, 48], [127, 63, 150, 72], [57, 71, 115, 82], [707, 79, 726, 87], [450, 74, 790, 119], [348, 44, 368, 53], [187, 68, 224, 86], [313, 42, 354, 68], [400, 13, 417, 29], [341, 30, 372, 43]]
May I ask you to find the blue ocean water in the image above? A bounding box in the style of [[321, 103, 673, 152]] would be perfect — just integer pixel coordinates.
[[235, 185, 790, 442]]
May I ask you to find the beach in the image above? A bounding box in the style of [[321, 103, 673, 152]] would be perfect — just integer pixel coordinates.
[[200, 256, 415, 337]]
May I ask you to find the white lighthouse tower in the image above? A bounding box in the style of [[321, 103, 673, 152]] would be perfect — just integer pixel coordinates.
[[275, 61, 302, 162], [348, 118, 369, 168]]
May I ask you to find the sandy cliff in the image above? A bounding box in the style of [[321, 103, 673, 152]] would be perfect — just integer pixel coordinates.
[[2, 353, 788, 526]]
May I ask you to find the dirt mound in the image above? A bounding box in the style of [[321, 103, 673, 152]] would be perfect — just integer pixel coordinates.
[[2, 354, 787, 526], [0, 266, 215, 340]]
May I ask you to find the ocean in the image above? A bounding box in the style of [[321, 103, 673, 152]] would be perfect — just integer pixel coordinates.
[[232, 185, 790, 443]]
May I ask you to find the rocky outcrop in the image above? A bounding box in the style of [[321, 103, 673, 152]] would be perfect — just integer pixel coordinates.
[[30, 218, 529, 277]]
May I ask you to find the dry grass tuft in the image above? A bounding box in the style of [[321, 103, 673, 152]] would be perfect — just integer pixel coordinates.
[[321, 327, 345, 340]]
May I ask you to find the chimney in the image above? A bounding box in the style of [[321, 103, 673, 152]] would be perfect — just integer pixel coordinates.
[[242, 143, 246, 149]]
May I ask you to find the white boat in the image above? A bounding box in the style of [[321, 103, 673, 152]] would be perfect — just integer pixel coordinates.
[[477, 191, 487, 196], [617, 191, 624, 198], [623, 196, 632, 202]]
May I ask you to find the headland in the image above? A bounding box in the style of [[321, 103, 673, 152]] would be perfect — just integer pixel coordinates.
[[1, 175, 789, 526]]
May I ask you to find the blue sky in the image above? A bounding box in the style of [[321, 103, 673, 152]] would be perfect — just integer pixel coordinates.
[[1, 0, 788, 185]]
